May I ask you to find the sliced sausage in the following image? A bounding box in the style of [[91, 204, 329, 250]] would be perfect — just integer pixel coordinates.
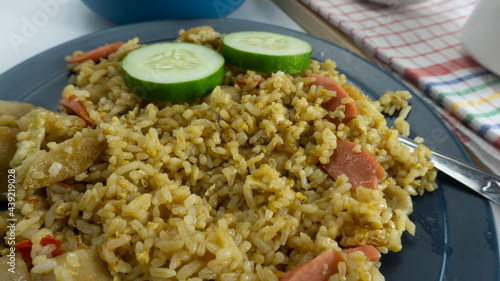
[[343, 245, 381, 261], [67, 41, 125, 63], [279, 245, 381, 281], [322, 140, 385, 190], [58, 96, 94, 126], [279, 249, 344, 281], [309, 73, 357, 126]]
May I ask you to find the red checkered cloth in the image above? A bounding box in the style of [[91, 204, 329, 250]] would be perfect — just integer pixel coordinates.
[[300, 0, 500, 174]]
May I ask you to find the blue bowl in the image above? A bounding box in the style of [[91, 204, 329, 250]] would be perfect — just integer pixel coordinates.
[[82, 0, 246, 25]]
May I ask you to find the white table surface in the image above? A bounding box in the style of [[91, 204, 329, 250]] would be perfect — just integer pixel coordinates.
[[1, 0, 499, 269]]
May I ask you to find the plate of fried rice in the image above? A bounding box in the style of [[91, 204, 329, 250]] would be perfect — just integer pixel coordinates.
[[0, 19, 498, 281]]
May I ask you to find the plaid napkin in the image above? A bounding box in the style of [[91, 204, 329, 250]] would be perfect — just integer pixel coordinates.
[[300, 0, 500, 174]]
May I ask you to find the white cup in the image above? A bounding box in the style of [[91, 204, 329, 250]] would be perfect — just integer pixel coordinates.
[[462, 0, 500, 76]]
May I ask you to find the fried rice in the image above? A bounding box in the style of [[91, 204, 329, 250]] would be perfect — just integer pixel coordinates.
[[0, 26, 437, 281]]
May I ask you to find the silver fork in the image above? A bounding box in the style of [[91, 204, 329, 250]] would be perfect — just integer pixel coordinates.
[[399, 136, 500, 206]]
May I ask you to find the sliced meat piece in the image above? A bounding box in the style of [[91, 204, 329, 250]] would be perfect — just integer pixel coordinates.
[[309, 73, 357, 126], [322, 140, 385, 190], [22, 135, 106, 189], [280, 246, 381, 281], [67, 41, 125, 63], [58, 96, 94, 126], [279, 249, 344, 281], [0, 100, 36, 119], [343, 245, 381, 261]]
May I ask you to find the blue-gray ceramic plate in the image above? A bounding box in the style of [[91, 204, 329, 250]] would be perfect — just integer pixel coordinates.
[[0, 18, 498, 281]]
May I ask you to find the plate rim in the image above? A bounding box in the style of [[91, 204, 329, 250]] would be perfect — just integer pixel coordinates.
[[0, 17, 498, 281]]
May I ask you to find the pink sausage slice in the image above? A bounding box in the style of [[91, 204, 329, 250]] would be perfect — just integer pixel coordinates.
[[279, 245, 381, 281], [309, 73, 357, 126], [279, 249, 344, 281], [322, 140, 385, 190]]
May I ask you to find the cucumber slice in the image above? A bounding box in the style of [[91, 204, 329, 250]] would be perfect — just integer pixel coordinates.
[[122, 42, 225, 102], [222, 31, 312, 74]]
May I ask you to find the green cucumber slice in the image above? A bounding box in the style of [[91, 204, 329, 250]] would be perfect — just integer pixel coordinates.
[[222, 31, 312, 74], [122, 42, 225, 102]]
